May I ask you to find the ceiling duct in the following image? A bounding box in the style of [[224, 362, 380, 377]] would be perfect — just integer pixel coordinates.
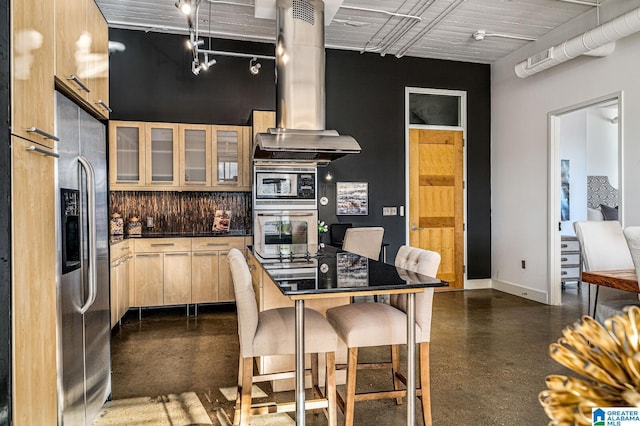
[[515, 6, 640, 78]]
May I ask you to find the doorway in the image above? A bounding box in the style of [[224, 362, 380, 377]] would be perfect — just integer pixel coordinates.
[[548, 93, 622, 306], [405, 88, 466, 289]]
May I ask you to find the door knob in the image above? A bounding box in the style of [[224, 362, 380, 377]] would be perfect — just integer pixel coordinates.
[[410, 223, 425, 231]]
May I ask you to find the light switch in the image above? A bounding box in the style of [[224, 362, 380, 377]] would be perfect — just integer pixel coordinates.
[[383, 207, 397, 216]]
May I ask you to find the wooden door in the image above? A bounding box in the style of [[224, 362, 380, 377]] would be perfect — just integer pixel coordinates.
[[55, 0, 89, 100], [409, 129, 464, 289]]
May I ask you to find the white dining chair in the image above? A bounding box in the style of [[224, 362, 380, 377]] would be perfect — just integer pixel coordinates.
[[227, 249, 338, 426], [325, 245, 441, 426], [573, 221, 637, 321], [341, 227, 384, 260]]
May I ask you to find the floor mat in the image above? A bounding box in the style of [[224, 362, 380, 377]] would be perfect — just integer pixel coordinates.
[[92, 391, 212, 425]]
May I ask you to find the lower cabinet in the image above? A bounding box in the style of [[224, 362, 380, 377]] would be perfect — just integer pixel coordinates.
[[110, 239, 132, 327], [130, 236, 246, 309]]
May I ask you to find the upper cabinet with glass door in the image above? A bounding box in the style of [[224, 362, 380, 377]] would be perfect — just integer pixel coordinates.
[[212, 125, 251, 190], [146, 123, 179, 187], [109, 121, 146, 189], [179, 124, 211, 187]]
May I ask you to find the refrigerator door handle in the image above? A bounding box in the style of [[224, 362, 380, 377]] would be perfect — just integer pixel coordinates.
[[78, 156, 98, 314]]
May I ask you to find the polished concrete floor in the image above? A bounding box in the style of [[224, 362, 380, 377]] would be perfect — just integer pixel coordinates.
[[110, 287, 588, 425]]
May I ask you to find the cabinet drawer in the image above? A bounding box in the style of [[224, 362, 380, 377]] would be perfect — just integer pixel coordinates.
[[110, 240, 132, 260], [134, 238, 192, 252], [560, 240, 580, 252], [192, 237, 245, 252], [561, 266, 581, 280], [560, 253, 580, 266]]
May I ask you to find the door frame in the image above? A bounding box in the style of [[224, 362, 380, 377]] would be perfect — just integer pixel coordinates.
[[547, 91, 624, 306], [404, 87, 467, 286]]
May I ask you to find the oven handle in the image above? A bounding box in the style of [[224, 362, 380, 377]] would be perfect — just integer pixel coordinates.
[[256, 212, 316, 217]]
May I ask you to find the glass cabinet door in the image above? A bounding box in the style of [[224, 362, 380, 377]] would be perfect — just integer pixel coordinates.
[[146, 123, 179, 186], [179, 124, 211, 186], [109, 121, 145, 187], [212, 125, 250, 188]]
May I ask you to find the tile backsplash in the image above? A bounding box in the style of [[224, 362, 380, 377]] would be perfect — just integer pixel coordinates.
[[109, 191, 252, 234]]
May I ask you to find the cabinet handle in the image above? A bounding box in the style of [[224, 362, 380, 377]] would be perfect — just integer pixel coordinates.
[[26, 127, 60, 142], [166, 253, 189, 256], [561, 257, 568, 261], [561, 271, 568, 275], [95, 100, 112, 113], [248, 264, 255, 271], [137, 253, 161, 257], [151, 243, 175, 247], [220, 251, 230, 255], [67, 75, 90, 93], [193, 253, 215, 257], [25, 145, 59, 158], [561, 244, 568, 248], [206, 243, 228, 246]]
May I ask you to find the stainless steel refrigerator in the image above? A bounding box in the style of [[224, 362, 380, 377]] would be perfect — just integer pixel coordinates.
[[55, 92, 111, 425]]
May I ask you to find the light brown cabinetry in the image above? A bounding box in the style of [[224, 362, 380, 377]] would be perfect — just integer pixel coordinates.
[[192, 237, 246, 303], [110, 121, 251, 191], [109, 121, 146, 188], [179, 124, 212, 187], [55, 0, 110, 118], [133, 238, 192, 307], [146, 123, 180, 187], [212, 125, 251, 190], [11, 136, 58, 424], [11, 0, 56, 147], [110, 240, 132, 327]]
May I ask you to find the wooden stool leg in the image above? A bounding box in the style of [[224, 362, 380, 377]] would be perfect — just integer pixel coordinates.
[[233, 356, 243, 425], [326, 352, 337, 426], [238, 357, 253, 426], [311, 352, 319, 400], [391, 344, 403, 404], [419, 342, 432, 426], [345, 347, 358, 426]]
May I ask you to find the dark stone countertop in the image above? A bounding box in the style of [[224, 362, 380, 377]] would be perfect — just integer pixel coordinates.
[[110, 231, 252, 245]]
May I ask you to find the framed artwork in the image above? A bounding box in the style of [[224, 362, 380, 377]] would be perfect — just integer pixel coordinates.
[[336, 182, 368, 215]]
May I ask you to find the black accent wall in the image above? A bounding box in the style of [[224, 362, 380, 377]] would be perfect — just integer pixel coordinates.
[[0, 0, 11, 421], [109, 28, 491, 279]]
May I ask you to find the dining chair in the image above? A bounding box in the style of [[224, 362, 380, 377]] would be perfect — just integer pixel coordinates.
[[226, 249, 338, 426], [573, 221, 636, 320], [341, 226, 385, 260], [325, 245, 441, 426]]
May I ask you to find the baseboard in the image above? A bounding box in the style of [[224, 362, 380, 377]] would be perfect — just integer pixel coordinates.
[[491, 279, 549, 304], [464, 279, 492, 290]]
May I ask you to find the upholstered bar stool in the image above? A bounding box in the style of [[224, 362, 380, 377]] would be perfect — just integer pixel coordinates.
[[325, 245, 441, 426], [227, 249, 338, 426]]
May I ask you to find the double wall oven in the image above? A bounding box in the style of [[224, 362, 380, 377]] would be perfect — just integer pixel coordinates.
[[253, 164, 318, 258]]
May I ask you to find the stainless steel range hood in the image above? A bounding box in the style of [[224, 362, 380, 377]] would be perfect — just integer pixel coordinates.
[[254, 0, 361, 164]]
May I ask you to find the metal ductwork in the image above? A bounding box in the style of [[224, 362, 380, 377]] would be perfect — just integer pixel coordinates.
[[254, 0, 361, 164], [515, 6, 640, 78]]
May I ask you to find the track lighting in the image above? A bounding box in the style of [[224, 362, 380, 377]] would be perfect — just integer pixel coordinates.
[[186, 36, 204, 50], [472, 29, 536, 42], [175, 0, 192, 15], [249, 57, 261, 75], [201, 53, 216, 71]]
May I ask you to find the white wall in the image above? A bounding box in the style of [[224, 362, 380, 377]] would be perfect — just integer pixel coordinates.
[[586, 107, 619, 188], [491, 0, 640, 302]]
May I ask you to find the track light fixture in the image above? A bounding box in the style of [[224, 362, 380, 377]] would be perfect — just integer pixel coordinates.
[[201, 53, 216, 71], [175, 0, 192, 15], [249, 57, 261, 75], [187, 34, 204, 50], [472, 29, 536, 42]]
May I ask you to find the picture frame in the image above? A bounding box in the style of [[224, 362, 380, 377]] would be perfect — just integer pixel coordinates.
[[336, 182, 368, 215]]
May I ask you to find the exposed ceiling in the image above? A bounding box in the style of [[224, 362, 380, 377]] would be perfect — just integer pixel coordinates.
[[96, 0, 601, 64]]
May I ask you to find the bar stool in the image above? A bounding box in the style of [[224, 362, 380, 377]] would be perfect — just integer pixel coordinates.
[[325, 245, 440, 426], [227, 249, 338, 426]]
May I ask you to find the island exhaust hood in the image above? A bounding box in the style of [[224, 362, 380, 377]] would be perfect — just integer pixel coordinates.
[[253, 0, 361, 164]]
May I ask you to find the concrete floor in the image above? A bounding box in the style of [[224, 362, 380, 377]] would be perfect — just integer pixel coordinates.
[[110, 287, 587, 425]]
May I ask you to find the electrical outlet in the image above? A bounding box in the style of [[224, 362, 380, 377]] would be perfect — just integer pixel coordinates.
[[383, 207, 397, 216], [521, 260, 526, 269]]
